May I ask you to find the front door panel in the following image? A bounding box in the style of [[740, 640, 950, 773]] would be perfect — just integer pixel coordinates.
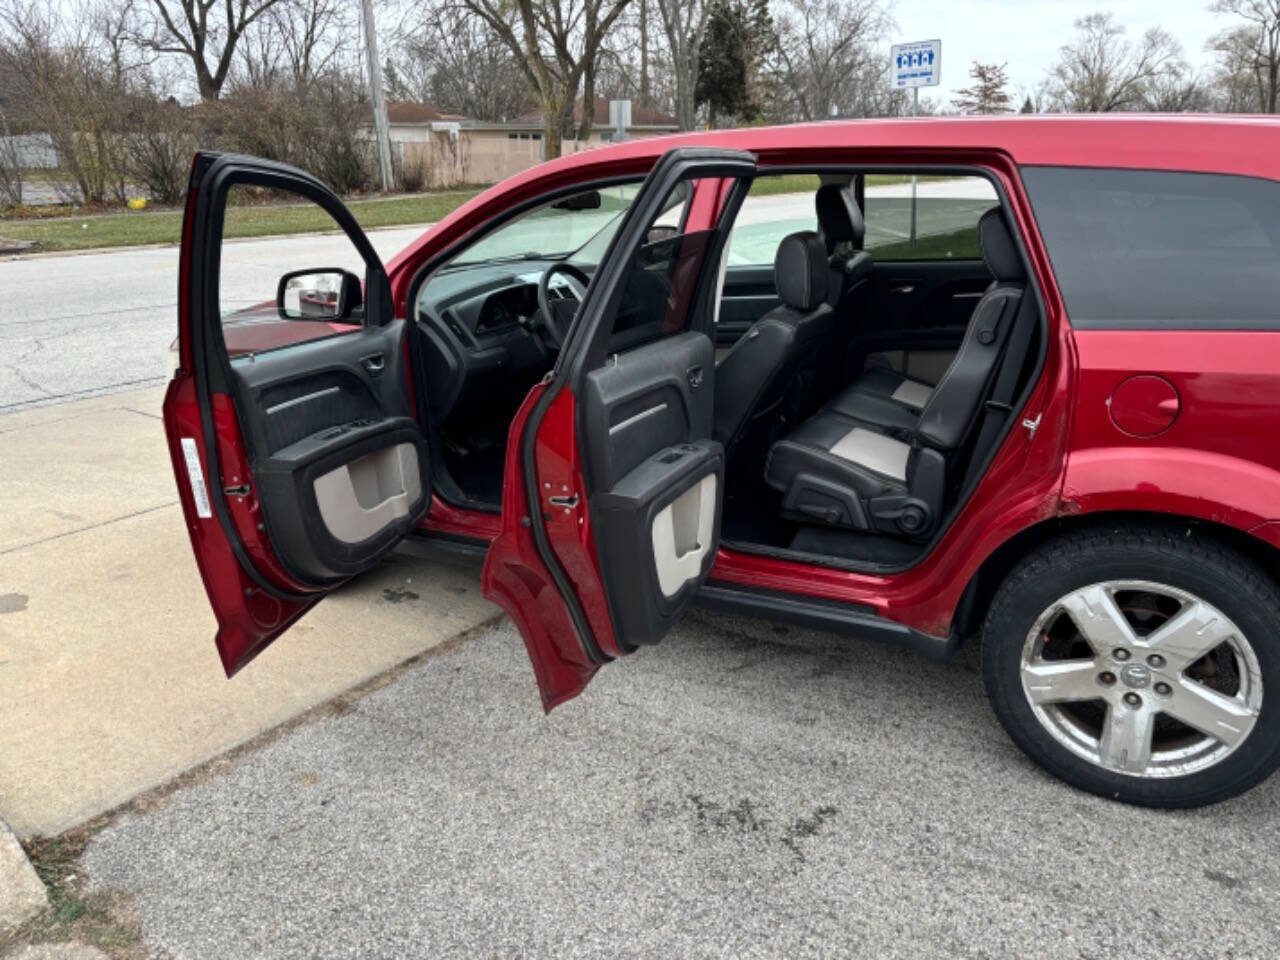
[[164, 152, 429, 675]]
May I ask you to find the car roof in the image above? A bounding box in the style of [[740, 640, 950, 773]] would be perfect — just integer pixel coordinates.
[[533, 114, 1280, 179], [386, 114, 1279, 282]]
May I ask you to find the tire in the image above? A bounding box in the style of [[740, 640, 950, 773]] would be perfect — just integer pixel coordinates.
[[981, 524, 1280, 807]]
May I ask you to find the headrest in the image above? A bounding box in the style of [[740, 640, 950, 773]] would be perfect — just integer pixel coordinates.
[[979, 208, 1026, 283], [774, 231, 829, 312], [815, 184, 865, 252]]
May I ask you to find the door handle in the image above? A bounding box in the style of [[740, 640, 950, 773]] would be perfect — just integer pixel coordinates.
[[889, 284, 916, 295], [361, 353, 386, 375]]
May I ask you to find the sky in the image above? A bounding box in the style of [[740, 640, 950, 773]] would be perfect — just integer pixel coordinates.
[[888, 0, 1228, 106]]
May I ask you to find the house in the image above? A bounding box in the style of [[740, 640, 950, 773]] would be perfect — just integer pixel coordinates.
[[370, 98, 681, 190]]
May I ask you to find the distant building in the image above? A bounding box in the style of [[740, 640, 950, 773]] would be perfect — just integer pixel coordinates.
[[368, 97, 680, 189]]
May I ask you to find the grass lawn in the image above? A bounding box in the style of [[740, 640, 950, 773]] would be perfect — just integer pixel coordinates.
[[0, 190, 483, 254]]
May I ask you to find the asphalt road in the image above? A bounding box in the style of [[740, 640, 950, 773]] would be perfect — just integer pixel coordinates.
[[83, 611, 1280, 960], [0, 226, 427, 412]]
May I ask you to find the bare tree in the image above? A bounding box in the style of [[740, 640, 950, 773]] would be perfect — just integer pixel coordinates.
[[1047, 11, 1186, 112], [0, 0, 136, 203], [459, 0, 633, 156], [952, 62, 1012, 114], [133, 0, 285, 99], [767, 0, 893, 121], [392, 5, 533, 121], [655, 0, 710, 129], [1209, 1, 1280, 112]]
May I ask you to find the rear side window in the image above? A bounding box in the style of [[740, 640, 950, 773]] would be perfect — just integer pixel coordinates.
[[1022, 167, 1280, 330], [863, 175, 998, 260]]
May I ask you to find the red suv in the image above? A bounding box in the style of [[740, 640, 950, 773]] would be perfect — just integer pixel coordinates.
[[165, 117, 1280, 808]]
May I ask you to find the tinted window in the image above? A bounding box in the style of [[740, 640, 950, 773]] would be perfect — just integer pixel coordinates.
[[1022, 167, 1280, 330], [863, 175, 998, 260]]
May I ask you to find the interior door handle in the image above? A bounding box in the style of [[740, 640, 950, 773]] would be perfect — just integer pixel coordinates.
[[889, 284, 916, 295], [361, 353, 386, 375]]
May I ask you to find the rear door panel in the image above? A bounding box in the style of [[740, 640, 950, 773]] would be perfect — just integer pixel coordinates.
[[581, 331, 721, 646], [483, 147, 755, 708]]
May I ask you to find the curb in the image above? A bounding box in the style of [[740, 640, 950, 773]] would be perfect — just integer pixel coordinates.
[[0, 818, 46, 935]]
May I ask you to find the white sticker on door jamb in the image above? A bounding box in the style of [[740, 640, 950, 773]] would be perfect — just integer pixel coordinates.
[[180, 437, 213, 519]]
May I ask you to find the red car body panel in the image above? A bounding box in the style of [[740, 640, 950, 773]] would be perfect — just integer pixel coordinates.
[[480, 384, 603, 708], [1062, 330, 1280, 529]]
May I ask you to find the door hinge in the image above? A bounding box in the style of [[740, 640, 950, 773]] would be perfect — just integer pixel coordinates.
[[1021, 413, 1042, 439]]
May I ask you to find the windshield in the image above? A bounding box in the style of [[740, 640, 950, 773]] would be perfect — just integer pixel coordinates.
[[449, 183, 643, 267]]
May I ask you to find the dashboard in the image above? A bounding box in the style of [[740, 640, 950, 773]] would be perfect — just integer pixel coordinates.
[[414, 259, 587, 422]]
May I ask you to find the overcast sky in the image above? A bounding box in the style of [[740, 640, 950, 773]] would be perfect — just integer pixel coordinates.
[[889, 1, 1228, 106]]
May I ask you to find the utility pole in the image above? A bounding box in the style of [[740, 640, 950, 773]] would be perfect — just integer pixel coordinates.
[[361, 0, 395, 191]]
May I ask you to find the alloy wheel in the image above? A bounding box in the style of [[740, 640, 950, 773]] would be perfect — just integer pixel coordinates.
[[1019, 580, 1263, 778]]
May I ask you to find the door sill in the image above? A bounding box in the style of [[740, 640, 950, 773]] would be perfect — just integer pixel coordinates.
[[396, 530, 489, 569], [694, 582, 957, 661]]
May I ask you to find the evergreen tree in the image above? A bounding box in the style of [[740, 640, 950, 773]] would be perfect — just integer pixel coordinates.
[[695, 0, 768, 126], [1019, 94, 1035, 114], [952, 62, 1013, 114]]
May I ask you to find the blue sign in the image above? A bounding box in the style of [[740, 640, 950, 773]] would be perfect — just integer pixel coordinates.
[[891, 40, 941, 88]]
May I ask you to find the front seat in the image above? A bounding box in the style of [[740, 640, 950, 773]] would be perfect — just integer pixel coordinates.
[[822, 207, 1027, 435], [763, 208, 1030, 538], [712, 231, 833, 453]]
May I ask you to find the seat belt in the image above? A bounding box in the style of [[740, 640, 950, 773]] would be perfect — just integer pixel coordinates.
[[974, 292, 1039, 457]]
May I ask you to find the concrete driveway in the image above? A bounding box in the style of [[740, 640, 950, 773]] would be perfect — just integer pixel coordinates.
[[80, 614, 1280, 959]]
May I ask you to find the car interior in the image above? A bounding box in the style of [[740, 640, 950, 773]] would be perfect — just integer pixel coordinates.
[[408, 167, 1044, 571]]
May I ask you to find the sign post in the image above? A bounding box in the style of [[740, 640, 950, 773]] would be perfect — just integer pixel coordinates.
[[890, 40, 941, 254]]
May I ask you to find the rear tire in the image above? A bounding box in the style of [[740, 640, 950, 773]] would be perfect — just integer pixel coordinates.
[[981, 525, 1280, 807]]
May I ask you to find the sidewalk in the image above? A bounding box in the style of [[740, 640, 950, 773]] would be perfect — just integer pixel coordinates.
[[0, 385, 497, 836]]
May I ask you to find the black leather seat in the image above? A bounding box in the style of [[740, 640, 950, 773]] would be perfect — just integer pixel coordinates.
[[712, 231, 834, 452], [823, 207, 1027, 435], [813, 184, 873, 404], [764, 209, 1029, 538], [815, 183, 873, 305]]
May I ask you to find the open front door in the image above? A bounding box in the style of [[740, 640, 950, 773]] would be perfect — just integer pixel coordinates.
[[483, 148, 756, 709], [164, 152, 431, 675]]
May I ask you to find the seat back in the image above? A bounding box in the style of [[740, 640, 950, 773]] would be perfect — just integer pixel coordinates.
[[916, 209, 1027, 451], [814, 183, 873, 404], [713, 231, 833, 451]]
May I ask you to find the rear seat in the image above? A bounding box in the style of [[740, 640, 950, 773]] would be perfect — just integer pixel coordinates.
[[824, 367, 935, 434], [764, 209, 1031, 539]]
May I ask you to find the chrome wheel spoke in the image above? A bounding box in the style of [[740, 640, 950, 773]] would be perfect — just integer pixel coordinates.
[[1166, 680, 1258, 749], [1060, 586, 1135, 655], [1022, 659, 1101, 704], [1098, 703, 1156, 773], [1144, 601, 1237, 672]]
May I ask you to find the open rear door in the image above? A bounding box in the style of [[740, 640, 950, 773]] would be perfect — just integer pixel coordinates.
[[164, 152, 431, 675], [483, 148, 756, 709]]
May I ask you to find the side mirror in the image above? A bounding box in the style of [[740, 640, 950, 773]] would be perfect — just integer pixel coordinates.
[[552, 190, 602, 211], [276, 268, 363, 321]]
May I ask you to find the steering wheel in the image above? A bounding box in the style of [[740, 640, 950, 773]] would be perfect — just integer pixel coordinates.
[[535, 262, 592, 350]]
